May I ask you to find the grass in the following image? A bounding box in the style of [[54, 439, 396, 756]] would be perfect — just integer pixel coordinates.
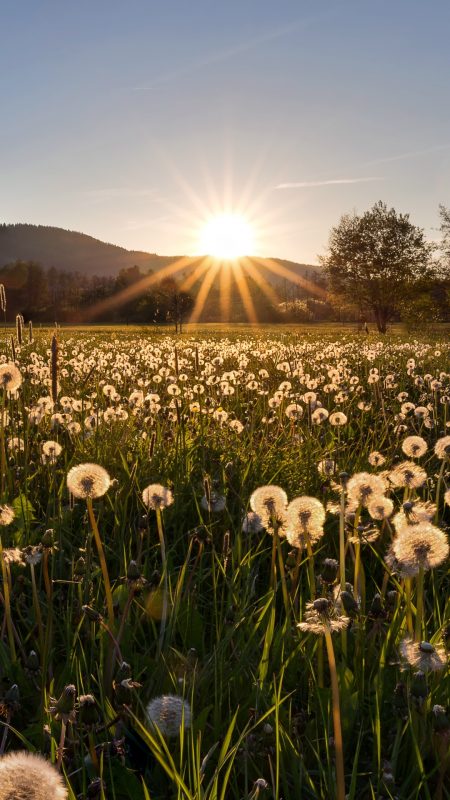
[[0, 324, 448, 800]]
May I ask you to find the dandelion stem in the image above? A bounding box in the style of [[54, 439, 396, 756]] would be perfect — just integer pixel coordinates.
[[0, 544, 16, 662], [87, 497, 114, 630], [30, 562, 44, 652], [156, 507, 168, 652], [434, 459, 446, 524], [304, 532, 316, 600], [56, 719, 67, 771], [414, 567, 424, 642], [323, 626, 346, 800], [0, 390, 6, 498], [275, 529, 290, 616], [404, 578, 413, 636]]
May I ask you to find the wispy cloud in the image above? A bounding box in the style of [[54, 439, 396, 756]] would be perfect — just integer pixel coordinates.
[[125, 9, 339, 90], [275, 177, 384, 189], [364, 142, 450, 166]]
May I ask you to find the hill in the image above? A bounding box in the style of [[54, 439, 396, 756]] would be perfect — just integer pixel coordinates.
[[0, 223, 320, 286]]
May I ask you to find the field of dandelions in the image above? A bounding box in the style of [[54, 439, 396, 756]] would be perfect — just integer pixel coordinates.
[[0, 326, 448, 800]]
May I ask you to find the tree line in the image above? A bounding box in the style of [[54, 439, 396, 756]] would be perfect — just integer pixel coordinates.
[[0, 202, 449, 331]]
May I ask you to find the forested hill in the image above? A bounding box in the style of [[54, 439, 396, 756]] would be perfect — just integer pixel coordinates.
[[0, 224, 180, 276], [0, 223, 319, 282]]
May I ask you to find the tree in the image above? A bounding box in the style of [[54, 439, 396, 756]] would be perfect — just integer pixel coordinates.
[[319, 201, 433, 332], [155, 277, 194, 332]]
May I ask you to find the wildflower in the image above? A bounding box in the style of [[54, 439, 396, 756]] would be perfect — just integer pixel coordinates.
[[285, 496, 325, 548], [249, 485, 288, 533], [391, 523, 449, 574], [346, 472, 387, 509], [2, 548, 24, 565], [48, 684, 77, 724], [368, 451, 386, 467], [200, 491, 226, 513], [389, 461, 427, 489], [317, 459, 336, 477], [329, 411, 347, 426], [142, 484, 174, 509], [297, 598, 350, 635], [311, 407, 329, 424], [41, 440, 63, 464], [78, 694, 100, 728], [434, 435, 450, 460], [0, 362, 22, 392], [401, 436, 427, 458], [0, 504, 15, 526], [285, 403, 303, 420], [0, 751, 67, 799], [392, 500, 436, 531], [242, 511, 264, 533], [399, 638, 447, 672], [23, 545, 43, 566], [67, 463, 111, 499], [367, 496, 394, 521], [146, 695, 191, 737]]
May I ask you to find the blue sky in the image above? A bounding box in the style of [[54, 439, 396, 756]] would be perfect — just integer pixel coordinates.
[[1, 0, 450, 263]]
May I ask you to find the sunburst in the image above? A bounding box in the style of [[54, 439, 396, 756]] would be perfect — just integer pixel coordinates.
[[83, 160, 326, 325]]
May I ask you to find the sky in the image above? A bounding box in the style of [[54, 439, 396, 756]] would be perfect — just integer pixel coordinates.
[[1, 0, 450, 264]]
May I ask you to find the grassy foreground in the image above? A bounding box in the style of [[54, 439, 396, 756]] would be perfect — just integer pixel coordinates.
[[0, 325, 448, 800]]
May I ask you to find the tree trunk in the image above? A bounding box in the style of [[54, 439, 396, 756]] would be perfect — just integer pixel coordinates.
[[373, 307, 388, 333]]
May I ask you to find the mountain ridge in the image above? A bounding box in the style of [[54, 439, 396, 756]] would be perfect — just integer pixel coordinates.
[[0, 223, 320, 283]]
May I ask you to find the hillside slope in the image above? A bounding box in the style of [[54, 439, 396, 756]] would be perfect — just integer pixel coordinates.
[[0, 223, 320, 284]]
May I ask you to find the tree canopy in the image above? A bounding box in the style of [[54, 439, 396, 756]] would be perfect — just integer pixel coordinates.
[[320, 201, 434, 332]]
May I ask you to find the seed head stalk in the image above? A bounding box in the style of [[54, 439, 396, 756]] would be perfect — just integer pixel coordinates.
[[323, 625, 346, 800], [0, 543, 16, 662], [414, 566, 424, 642], [156, 506, 168, 652], [86, 497, 114, 630], [339, 484, 348, 656]]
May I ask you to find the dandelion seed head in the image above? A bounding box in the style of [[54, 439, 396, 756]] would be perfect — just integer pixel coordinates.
[[346, 472, 387, 509], [66, 463, 111, 499], [368, 451, 386, 467], [0, 751, 67, 799], [0, 363, 22, 392], [435, 435, 450, 460], [392, 523, 449, 573], [146, 695, 191, 737], [249, 485, 288, 533], [142, 484, 174, 510], [367, 496, 394, 521], [400, 638, 447, 672], [0, 505, 15, 526], [401, 436, 428, 458], [389, 461, 427, 489], [297, 598, 350, 635]]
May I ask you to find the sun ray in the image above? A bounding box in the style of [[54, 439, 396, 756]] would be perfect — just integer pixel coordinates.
[[179, 257, 212, 293], [253, 256, 326, 299], [82, 255, 196, 321], [189, 261, 221, 323], [231, 260, 258, 324], [219, 260, 232, 322], [240, 257, 281, 308]]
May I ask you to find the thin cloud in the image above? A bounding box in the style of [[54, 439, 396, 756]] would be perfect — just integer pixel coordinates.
[[364, 142, 450, 166], [276, 177, 384, 189], [128, 9, 339, 90]]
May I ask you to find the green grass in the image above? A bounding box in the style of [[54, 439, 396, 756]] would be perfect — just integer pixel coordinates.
[[0, 325, 448, 799]]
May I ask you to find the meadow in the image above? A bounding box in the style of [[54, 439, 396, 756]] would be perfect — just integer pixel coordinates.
[[0, 324, 448, 800]]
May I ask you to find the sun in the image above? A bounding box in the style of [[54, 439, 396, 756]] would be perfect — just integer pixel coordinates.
[[198, 213, 254, 260]]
